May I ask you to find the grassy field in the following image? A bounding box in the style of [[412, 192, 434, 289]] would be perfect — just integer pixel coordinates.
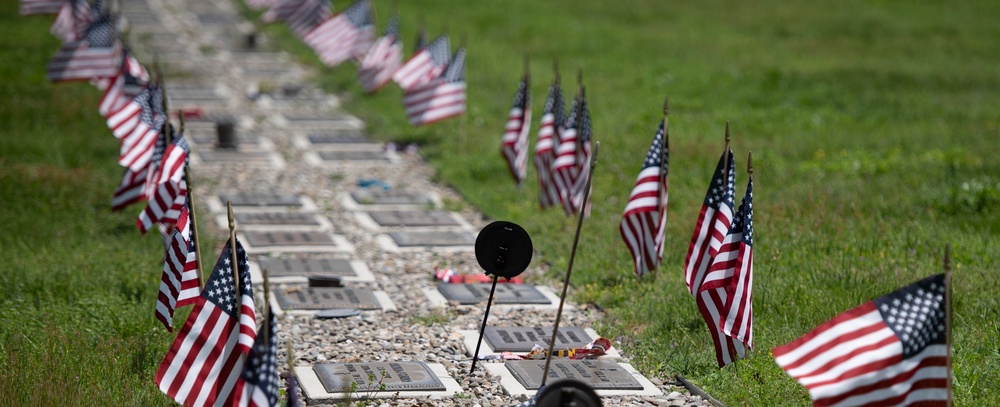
[[2, 0, 998, 406], [255, 0, 1000, 405]]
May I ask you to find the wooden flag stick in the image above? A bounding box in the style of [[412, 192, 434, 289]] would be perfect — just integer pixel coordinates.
[[184, 164, 205, 289], [652, 97, 670, 279], [944, 244, 954, 407], [722, 121, 732, 189], [748, 151, 754, 176], [553, 57, 559, 84], [263, 267, 271, 347], [541, 141, 600, 386], [227, 202, 241, 301]]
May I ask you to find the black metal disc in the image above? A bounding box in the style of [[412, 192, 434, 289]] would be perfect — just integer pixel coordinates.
[[535, 379, 603, 407], [475, 221, 532, 279]]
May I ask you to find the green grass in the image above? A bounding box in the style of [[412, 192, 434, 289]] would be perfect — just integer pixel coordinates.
[[251, 0, 1000, 404], [2, 0, 998, 405]]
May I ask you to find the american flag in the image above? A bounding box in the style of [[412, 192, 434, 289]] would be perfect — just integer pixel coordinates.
[[684, 147, 736, 294], [774, 274, 949, 407], [98, 52, 148, 117], [262, 0, 332, 39], [109, 85, 164, 172], [403, 47, 466, 126], [111, 167, 146, 211], [20, 0, 64, 16], [50, 0, 91, 42], [500, 74, 531, 185], [137, 135, 189, 234], [46, 13, 120, 82], [156, 201, 191, 331], [393, 35, 449, 91], [156, 240, 256, 407], [231, 308, 279, 407], [303, 0, 374, 67], [358, 15, 402, 93], [286, 375, 301, 407], [533, 79, 564, 209], [702, 172, 754, 356], [552, 90, 592, 216], [619, 121, 668, 278]]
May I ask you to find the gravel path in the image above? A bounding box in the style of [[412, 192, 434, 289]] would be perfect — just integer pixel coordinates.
[[122, 0, 718, 405]]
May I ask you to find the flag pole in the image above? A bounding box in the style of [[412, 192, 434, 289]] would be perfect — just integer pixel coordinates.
[[180, 113, 205, 289], [652, 96, 670, 280], [227, 202, 242, 301], [723, 121, 731, 186], [943, 244, 954, 407], [263, 267, 271, 347], [541, 141, 600, 387]]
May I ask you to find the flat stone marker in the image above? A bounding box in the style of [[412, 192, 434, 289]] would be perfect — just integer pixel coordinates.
[[438, 284, 551, 305], [259, 258, 358, 278], [244, 231, 337, 247], [317, 151, 390, 162], [369, 210, 460, 227], [314, 362, 446, 393], [235, 212, 323, 227], [197, 13, 238, 25], [506, 360, 643, 391], [308, 133, 372, 144], [198, 151, 273, 163], [275, 287, 381, 310], [390, 231, 475, 247], [220, 193, 302, 207], [484, 327, 591, 353], [350, 190, 431, 205]]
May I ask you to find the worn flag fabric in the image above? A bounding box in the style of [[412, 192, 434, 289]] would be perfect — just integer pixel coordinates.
[[50, 0, 91, 42], [533, 79, 564, 209], [620, 121, 669, 278], [773, 274, 949, 407], [393, 35, 449, 91], [303, 0, 374, 67], [156, 240, 256, 407], [156, 202, 191, 332], [702, 174, 754, 356], [500, 75, 531, 185], [20, 0, 64, 15], [358, 15, 402, 93], [137, 135, 189, 234], [403, 47, 466, 126], [262, 0, 332, 39], [109, 84, 164, 171], [684, 148, 736, 294], [231, 308, 279, 407], [98, 51, 148, 117], [46, 13, 120, 82]]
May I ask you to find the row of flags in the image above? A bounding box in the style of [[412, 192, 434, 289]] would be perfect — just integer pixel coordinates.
[[256, 0, 466, 126], [25, 0, 956, 405], [21, 1, 290, 405]]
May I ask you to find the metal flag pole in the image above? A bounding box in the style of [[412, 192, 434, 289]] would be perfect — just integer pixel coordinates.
[[944, 244, 954, 407], [227, 202, 242, 301], [468, 274, 500, 375], [540, 141, 600, 387]]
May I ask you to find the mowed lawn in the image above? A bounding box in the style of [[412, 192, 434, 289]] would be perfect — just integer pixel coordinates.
[[261, 0, 1000, 405], [0, 1, 997, 406]]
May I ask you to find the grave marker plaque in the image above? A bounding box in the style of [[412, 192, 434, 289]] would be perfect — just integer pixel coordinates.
[[220, 193, 301, 207], [235, 212, 321, 227], [369, 210, 459, 227], [318, 151, 390, 162], [505, 360, 643, 391], [199, 151, 272, 163], [438, 284, 550, 305], [390, 231, 475, 247], [258, 258, 357, 278], [484, 327, 590, 352], [308, 133, 372, 145], [244, 231, 336, 247], [275, 287, 380, 310], [350, 190, 431, 206], [196, 13, 238, 25], [314, 362, 446, 392]]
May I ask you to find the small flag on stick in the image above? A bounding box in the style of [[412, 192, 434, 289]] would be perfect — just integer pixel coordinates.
[[500, 62, 531, 185], [620, 100, 669, 278]]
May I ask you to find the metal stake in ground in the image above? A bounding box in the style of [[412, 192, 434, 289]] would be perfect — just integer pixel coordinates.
[[540, 141, 600, 387], [468, 221, 533, 375]]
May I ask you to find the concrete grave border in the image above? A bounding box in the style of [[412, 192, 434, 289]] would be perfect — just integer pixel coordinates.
[[295, 363, 461, 402], [374, 231, 476, 253], [214, 212, 333, 232], [248, 258, 375, 283], [302, 150, 400, 167], [237, 232, 355, 254], [458, 328, 622, 360], [422, 285, 569, 311], [268, 287, 396, 316], [337, 191, 441, 211], [353, 210, 474, 232], [206, 194, 318, 213], [484, 361, 663, 398]]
